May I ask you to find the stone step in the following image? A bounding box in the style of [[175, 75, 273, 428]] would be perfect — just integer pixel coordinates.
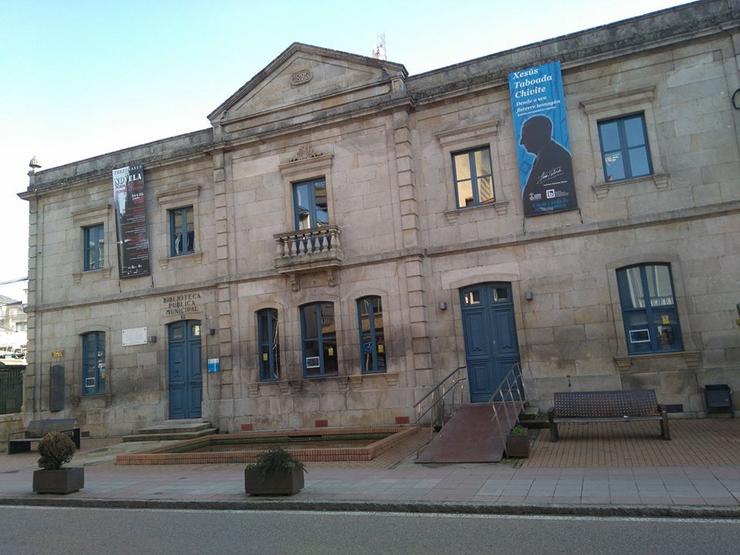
[[135, 420, 213, 435], [122, 427, 217, 442]]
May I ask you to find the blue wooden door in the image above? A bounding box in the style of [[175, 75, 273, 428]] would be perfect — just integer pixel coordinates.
[[460, 283, 520, 403], [168, 320, 202, 419]]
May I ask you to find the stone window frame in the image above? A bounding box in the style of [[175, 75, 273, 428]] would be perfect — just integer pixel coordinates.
[[606, 253, 699, 369], [72, 203, 114, 284], [278, 147, 335, 231], [339, 286, 399, 387], [580, 87, 671, 199], [435, 120, 509, 224], [156, 185, 202, 269]]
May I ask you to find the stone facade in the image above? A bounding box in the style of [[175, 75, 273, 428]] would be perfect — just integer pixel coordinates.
[[18, 1, 740, 437]]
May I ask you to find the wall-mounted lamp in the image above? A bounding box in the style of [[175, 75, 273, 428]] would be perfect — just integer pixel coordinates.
[[148, 336, 157, 344], [209, 328, 216, 336], [524, 291, 534, 301], [438, 301, 448, 311]]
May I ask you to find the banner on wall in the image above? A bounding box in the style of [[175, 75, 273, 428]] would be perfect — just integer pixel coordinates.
[[508, 61, 578, 217], [112, 164, 151, 278]]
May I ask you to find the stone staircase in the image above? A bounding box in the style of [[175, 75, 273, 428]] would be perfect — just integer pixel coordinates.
[[122, 419, 217, 442]]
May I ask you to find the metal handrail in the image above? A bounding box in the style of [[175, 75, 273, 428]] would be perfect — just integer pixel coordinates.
[[414, 365, 467, 428], [489, 362, 525, 441]]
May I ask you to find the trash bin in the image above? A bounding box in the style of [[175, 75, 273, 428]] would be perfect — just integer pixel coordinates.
[[704, 384, 734, 416]]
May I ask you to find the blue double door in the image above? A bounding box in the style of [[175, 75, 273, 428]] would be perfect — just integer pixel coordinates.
[[168, 320, 202, 419], [460, 283, 521, 403]]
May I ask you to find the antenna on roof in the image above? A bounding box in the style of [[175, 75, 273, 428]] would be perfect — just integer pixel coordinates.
[[372, 33, 386, 61]]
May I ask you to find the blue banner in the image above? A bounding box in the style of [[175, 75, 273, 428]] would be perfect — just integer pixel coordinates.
[[508, 61, 578, 217]]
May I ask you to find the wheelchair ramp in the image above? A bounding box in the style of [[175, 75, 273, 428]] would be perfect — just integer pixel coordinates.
[[416, 403, 521, 463]]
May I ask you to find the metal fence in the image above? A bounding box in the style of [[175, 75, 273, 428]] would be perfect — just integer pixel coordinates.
[[0, 368, 23, 415]]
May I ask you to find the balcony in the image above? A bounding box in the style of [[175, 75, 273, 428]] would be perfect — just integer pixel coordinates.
[[274, 225, 343, 281]]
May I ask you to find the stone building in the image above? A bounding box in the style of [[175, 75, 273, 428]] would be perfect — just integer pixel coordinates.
[[0, 295, 27, 354], [17, 0, 740, 437]]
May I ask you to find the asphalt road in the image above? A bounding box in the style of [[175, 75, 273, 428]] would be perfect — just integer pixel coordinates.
[[1, 506, 739, 555]]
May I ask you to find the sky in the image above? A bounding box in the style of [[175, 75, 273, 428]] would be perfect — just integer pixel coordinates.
[[0, 0, 690, 302]]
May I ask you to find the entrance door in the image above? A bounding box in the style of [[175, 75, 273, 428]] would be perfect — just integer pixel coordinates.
[[168, 320, 202, 419], [460, 283, 520, 403]]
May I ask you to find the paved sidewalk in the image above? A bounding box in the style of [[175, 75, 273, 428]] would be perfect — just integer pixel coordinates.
[[2, 420, 740, 515]]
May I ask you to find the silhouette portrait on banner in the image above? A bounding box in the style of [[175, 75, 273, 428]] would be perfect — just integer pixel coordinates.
[[520, 115, 576, 217]]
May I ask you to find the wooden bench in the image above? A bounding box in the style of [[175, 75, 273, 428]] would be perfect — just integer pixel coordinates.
[[548, 390, 670, 442], [8, 419, 81, 454]]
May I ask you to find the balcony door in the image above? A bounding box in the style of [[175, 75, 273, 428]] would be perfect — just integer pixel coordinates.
[[293, 178, 328, 230]]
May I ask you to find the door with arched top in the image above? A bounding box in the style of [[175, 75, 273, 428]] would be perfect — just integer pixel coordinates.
[[168, 320, 202, 419], [460, 283, 520, 403]]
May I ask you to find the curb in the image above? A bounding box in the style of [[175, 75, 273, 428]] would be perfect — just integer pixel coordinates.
[[1, 497, 739, 519]]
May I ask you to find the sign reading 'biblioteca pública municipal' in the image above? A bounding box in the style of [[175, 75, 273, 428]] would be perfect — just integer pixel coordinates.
[[112, 165, 151, 278], [508, 61, 578, 217]]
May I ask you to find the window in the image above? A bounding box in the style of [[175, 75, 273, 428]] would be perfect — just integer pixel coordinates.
[[81, 331, 106, 395], [300, 302, 337, 377], [452, 147, 495, 208], [598, 113, 652, 182], [616, 264, 683, 355], [83, 224, 104, 271], [169, 206, 195, 256], [293, 178, 328, 230], [357, 296, 386, 373], [257, 309, 280, 381]]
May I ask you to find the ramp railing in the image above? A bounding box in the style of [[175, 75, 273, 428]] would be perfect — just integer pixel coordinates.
[[413, 366, 467, 432], [488, 362, 525, 440]]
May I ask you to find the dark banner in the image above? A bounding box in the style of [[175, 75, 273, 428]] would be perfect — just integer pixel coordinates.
[[508, 61, 578, 217], [112, 165, 151, 278]]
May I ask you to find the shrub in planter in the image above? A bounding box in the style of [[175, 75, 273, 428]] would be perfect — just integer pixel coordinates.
[[33, 432, 84, 494], [245, 447, 306, 496], [505, 425, 530, 458]]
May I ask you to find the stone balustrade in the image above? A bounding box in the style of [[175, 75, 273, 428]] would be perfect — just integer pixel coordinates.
[[274, 225, 343, 272]]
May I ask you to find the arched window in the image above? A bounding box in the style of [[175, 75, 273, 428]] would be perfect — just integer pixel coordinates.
[[616, 263, 682, 355], [300, 302, 337, 377], [81, 331, 106, 395], [357, 296, 386, 373], [257, 309, 280, 381]]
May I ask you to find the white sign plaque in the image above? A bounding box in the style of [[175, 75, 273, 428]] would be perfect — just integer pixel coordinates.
[[122, 327, 148, 346]]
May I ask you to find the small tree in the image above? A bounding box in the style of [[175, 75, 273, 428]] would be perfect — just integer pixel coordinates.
[[37, 432, 76, 470]]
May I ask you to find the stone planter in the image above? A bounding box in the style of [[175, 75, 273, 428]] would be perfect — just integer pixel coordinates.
[[505, 435, 530, 458], [33, 467, 85, 494], [244, 466, 304, 496]]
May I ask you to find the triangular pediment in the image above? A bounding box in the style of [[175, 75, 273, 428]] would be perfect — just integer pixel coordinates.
[[208, 43, 407, 126]]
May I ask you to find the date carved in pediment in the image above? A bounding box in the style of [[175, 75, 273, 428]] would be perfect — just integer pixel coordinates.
[[290, 69, 313, 86]]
